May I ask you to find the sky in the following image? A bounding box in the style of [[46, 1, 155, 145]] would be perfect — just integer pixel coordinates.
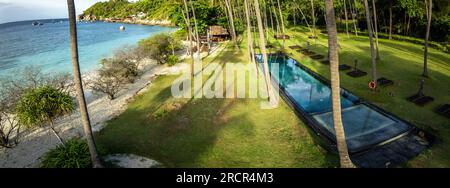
[[0, 0, 106, 24]]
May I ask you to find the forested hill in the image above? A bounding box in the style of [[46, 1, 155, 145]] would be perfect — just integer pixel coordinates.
[[81, 0, 178, 21]]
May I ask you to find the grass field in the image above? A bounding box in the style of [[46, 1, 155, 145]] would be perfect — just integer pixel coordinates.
[[95, 27, 450, 167]]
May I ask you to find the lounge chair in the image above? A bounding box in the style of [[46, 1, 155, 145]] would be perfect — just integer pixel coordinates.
[[339, 64, 351, 70], [407, 94, 434, 106], [377, 77, 394, 87], [434, 104, 450, 118], [310, 54, 325, 60], [289, 45, 301, 49], [407, 79, 434, 106], [346, 69, 367, 77], [320, 59, 330, 65]]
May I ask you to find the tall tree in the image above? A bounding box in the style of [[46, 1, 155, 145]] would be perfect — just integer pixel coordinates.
[[372, 0, 380, 60], [423, 0, 432, 77], [343, 0, 350, 38], [182, 0, 195, 78], [190, 2, 201, 59], [66, 0, 103, 168], [276, 0, 286, 48], [254, 0, 277, 106], [389, 0, 393, 39], [244, 0, 257, 71], [324, 0, 355, 168], [310, 0, 317, 38], [225, 0, 239, 49], [363, 0, 378, 88]]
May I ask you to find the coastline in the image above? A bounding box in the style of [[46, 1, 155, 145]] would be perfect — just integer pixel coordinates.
[[0, 39, 225, 168]]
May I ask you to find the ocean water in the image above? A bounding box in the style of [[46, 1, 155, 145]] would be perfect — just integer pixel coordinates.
[[0, 19, 176, 76]]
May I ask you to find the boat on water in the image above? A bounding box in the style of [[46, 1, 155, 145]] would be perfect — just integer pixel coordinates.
[[32, 21, 44, 26]]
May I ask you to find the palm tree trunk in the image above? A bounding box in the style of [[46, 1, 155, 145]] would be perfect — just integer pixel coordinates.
[[182, 0, 194, 78], [324, 0, 355, 168], [67, 0, 103, 168], [352, 0, 358, 36], [363, 0, 377, 87], [276, 0, 286, 48], [254, 0, 276, 106], [389, 2, 392, 40], [344, 0, 349, 38], [372, 0, 380, 61], [225, 0, 238, 49], [190, 2, 201, 58], [245, 0, 257, 71], [423, 0, 432, 77], [310, 0, 316, 38]]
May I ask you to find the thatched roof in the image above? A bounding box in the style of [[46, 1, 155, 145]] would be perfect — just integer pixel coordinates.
[[209, 25, 229, 36]]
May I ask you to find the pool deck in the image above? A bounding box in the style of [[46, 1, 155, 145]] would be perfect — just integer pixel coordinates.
[[264, 53, 434, 168]]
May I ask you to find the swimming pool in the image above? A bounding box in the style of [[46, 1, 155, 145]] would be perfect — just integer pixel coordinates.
[[256, 54, 414, 153]]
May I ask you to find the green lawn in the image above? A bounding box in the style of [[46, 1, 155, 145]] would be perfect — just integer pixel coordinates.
[[95, 27, 450, 167], [95, 43, 338, 168], [267, 27, 450, 167]]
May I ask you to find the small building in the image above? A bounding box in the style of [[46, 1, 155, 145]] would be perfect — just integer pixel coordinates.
[[208, 25, 229, 42]]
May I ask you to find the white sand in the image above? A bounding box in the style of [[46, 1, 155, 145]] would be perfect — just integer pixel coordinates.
[[0, 42, 225, 168]]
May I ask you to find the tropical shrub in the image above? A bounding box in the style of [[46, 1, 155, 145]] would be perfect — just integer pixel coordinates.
[[138, 33, 182, 64], [41, 139, 92, 168], [167, 55, 179, 66], [16, 86, 75, 128]]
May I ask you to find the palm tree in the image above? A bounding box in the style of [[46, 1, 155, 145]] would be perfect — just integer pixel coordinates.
[[182, 0, 195, 78], [423, 0, 432, 77], [190, 2, 201, 59], [254, 0, 277, 106], [244, 0, 257, 71], [389, 0, 393, 40], [225, 0, 238, 49], [363, 0, 377, 88], [276, 0, 286, 48], [66, 0, 103, 168], [324, 0, 355, 168], [372, 0, 380, 61], [310, 0, 317, 38], [343, 0, 349, 38]]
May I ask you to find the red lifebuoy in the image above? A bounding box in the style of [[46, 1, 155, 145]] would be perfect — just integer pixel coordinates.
[[369, 81, 377, 89]]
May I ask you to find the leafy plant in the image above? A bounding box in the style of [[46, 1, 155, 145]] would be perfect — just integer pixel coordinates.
[[15, 86, 75, 144], [41, 139, 92, 168], [167, 55, 179, 66], [138, 33, 182, 64]]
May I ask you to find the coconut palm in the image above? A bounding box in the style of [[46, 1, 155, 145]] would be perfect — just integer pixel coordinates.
[[363, 0, 377, 88], [343, 0, 349, 38], [225, 0, 238, 49], [244, 0, 257, 70], [372, 0, 380, 61], [254, 0, 277, 106], [324, 0, 355, 168], [310, 0, 317, 38], [66, 0, 103, 168], [423, 0, 432, 77], [276, 0, 286, 48], [182, 0, 195, 78]]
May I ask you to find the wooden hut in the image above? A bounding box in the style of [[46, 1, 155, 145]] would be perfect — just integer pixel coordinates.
[[208, 25, 230, 42]]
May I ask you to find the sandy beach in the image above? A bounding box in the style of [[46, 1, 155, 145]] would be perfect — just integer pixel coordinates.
[[0, 41, 223, 168]]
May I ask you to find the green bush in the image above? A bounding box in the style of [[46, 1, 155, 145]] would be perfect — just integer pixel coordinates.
[[16, 86, 75, 128], [41, 139, 92, 168], [167, 55, 179, 66], [138, 33, 182, 64]]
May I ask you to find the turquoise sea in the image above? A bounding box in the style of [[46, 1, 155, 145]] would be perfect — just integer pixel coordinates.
[[0, 19, 176, 76]]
